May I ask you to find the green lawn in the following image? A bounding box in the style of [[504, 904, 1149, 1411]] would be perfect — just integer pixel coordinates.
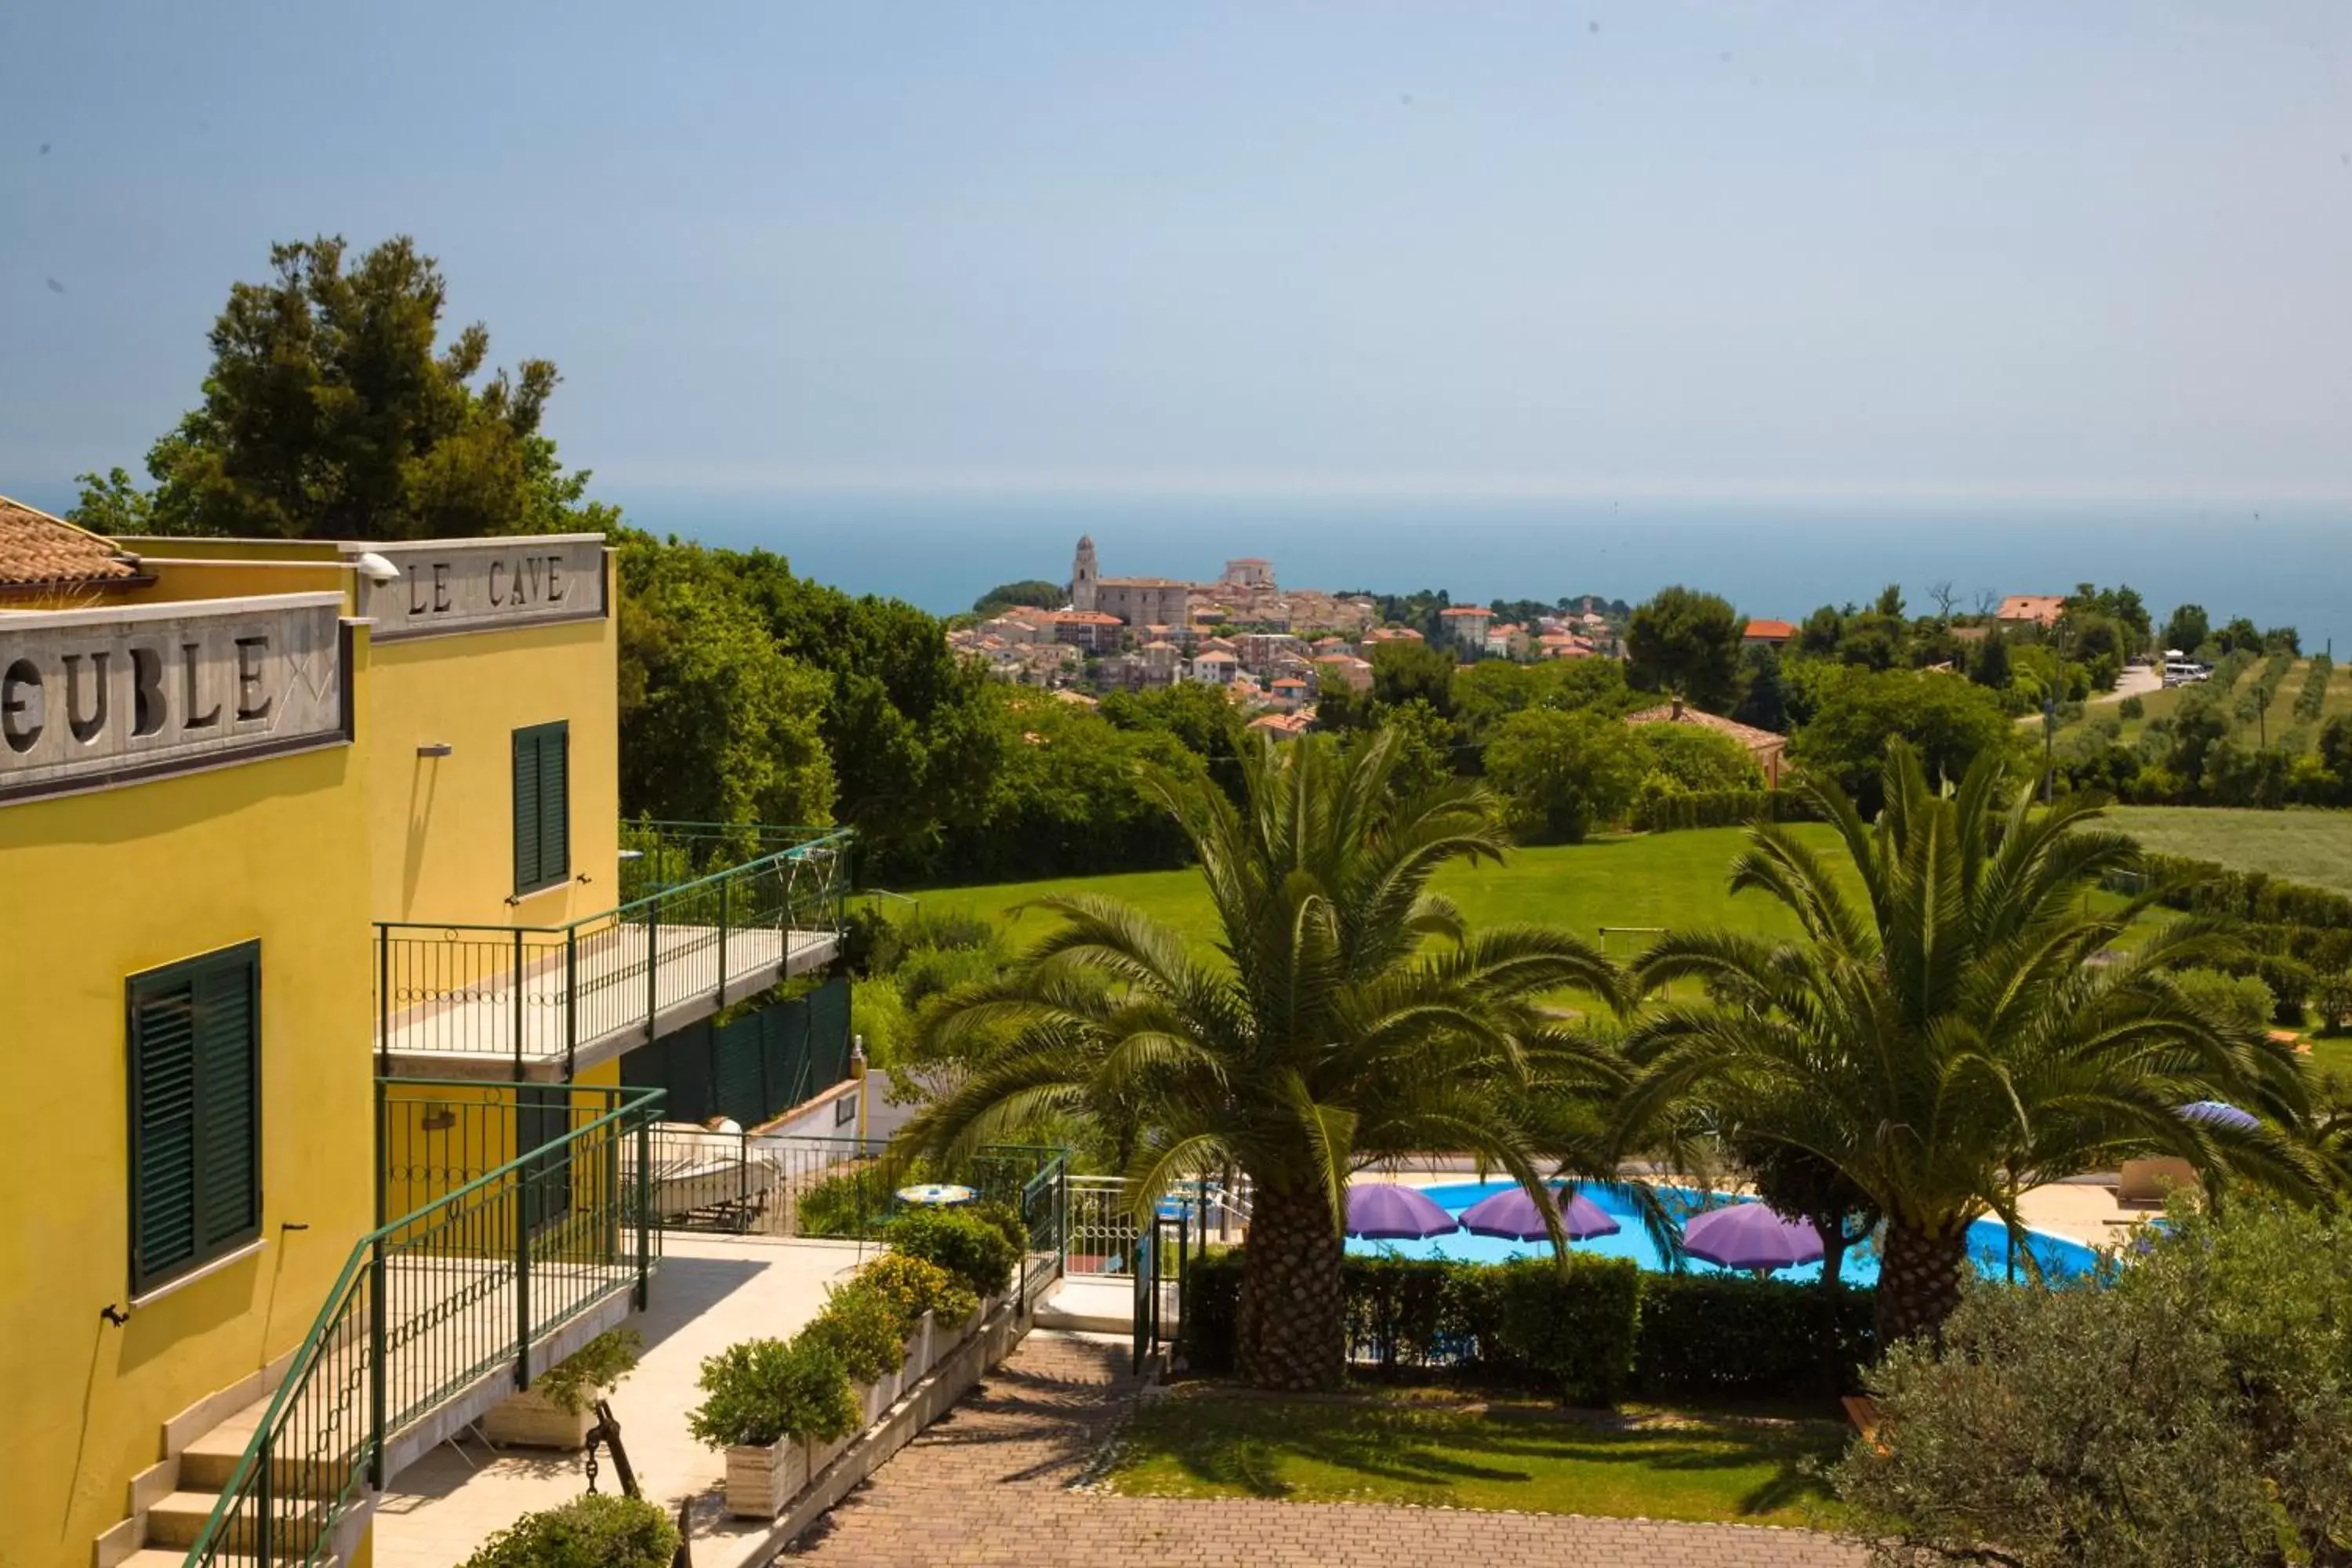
[[1108, 1387, 1851, 1530], [908, 826, 1849, 960], [2104, 807, 2352, 899]]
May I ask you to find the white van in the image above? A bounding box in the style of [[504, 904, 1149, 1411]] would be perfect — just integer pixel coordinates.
[[2162, 659, 2209, 687]]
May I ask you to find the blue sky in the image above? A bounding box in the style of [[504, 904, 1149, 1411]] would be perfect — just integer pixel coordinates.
[[5, 2, 2351, 506]]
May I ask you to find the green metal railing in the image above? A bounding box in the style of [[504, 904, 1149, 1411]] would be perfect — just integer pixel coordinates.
[[376, 823, 852, 1075], [184, 1083, 662, 1566], [620, 819, 846, 905]]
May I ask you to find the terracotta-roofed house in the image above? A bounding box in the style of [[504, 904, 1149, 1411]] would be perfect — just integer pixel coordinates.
[[1051, 608, 1124, 652], [1995, 595, 2067, 630], [0, 495, 144, 604], [1743, 619, 1798, 646], [1625, 701, 1788, 786], [1191, 648, 1239, 685], [1312, 652, 1374, 694]]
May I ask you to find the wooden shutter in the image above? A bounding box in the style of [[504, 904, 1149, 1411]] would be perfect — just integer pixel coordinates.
[[539, 723, 569, 886], [513, 723, 570, 895], [129, 943, 260, 1296]]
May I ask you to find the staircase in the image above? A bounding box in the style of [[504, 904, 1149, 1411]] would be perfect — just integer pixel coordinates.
[[92, 1083, 662, 1568], [120, 1392, 365, 1565]]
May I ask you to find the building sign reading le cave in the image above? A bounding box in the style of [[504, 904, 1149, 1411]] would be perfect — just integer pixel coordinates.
[[0, 594, 349, 804], [349, 535, 609, 642]]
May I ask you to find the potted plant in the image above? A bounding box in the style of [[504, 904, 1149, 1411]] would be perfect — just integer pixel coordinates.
[[483, 1328, 643, 1449], [858, 1254, 978, 1383], [689, 1337, 860, 1519], [803, 1283, 918, 1426], [882, 1206, 1019, 1325], [458, 1494, 679, 1567]]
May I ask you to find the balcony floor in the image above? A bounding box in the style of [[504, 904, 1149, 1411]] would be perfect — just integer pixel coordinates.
[[378, 921, 840, 1080]]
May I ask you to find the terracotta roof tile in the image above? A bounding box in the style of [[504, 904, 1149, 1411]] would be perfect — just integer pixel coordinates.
[[0, 495, 136, 589]]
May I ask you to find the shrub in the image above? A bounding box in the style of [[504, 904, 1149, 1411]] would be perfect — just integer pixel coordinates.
[[895, 942, 1004, 1009], [534, 1328, 643, 1416], [687, 1337, 859, 1449], [2317, 971, 2352, 1036], [459, 1494, 681, 1568], [1836, 1203, 2352, 1566], [803, 1284, 911, 1382], [967, 1197, 1029, 1256], [1180, 1248, 1861, 1403], [1632, 788, 1817, 833], [2118, 694, 2145, 721], [2170, 967, 2276, 1035], [1635, 1275, 1875, 1399], [858, 1252, 979, 1330], [1491, 1257, 1642, 1406], [886, 1206, 1019, 1298], [798, 1166, 891, 1240]]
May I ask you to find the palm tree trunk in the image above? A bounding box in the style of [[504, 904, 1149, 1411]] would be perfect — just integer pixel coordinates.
[[1876, 1218, 1971, 1346], [1236, 1182, 1347, 1392]]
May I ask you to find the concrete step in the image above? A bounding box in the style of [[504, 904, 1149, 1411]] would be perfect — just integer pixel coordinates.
[[143, 1490, 330, 1552]]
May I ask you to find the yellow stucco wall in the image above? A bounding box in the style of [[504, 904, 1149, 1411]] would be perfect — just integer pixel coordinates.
[[140, 557, 351, 603], [365, 580, 619, 931], [0, 652, 375, 1566]]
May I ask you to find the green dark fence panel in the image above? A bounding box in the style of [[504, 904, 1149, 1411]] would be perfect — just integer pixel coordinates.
[[623, 975, 851, 1130]]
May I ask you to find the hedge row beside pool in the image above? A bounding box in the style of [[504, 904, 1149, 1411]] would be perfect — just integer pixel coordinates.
[[1181, 1250, 1878, 1403]]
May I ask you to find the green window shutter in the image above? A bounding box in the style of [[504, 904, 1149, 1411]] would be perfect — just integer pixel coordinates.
[[539, 723, 569, 886], [129, 943, 261, 1296], [514, 728, 544, 894], [512, 722, 570, 895]]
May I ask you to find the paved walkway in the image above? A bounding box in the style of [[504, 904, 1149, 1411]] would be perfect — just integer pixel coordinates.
[[786, 1333, 1865, 1568]]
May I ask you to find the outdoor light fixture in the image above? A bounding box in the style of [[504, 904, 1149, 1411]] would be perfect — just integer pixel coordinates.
[[354, 551, 400, 584], [416, 742, 453, 757]]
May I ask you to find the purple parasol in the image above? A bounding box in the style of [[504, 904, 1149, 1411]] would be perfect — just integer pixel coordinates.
[[1682, 1203, 1825, 1273], [2176, 1100, 2259, 1132], [1344, 1183, 1461, 1240], [1457, 1185, 1621, 1242]]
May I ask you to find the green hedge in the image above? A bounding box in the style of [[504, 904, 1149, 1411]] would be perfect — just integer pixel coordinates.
[[1181, 1251, 1875, 1403], [2135, 851, 2352, 930], [1633, 789, 1817, 834]]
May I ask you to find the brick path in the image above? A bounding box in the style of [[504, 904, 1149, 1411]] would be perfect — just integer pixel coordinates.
[[786, 1331, 1867, 1567]]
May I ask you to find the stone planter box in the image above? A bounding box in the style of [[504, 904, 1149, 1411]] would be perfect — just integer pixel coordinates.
[[724, 1437, 811, 1519], [481, 1386, 598, 1450]]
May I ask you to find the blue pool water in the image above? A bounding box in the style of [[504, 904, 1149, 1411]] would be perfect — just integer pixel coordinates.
[[1346, 1181, 2104, 1285]]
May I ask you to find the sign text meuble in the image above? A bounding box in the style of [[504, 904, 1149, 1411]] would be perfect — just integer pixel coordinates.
[[0, 597, 348, 804], [350, 536, 608, 642]]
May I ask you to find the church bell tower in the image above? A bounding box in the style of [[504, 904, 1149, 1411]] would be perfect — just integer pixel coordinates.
[[1072, 535, 1098, 613]]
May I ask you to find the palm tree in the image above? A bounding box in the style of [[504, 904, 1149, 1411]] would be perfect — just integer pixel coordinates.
[[1621, 742, 2318, 1345], [900, 730, 1627, 1391]]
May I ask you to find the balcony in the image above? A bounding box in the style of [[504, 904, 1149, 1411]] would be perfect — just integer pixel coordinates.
[[375, 822, 851, 1080]]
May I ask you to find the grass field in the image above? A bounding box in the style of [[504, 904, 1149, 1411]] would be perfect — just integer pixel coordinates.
[[2104, 807, 2352, 898], [906, 826, 1850, 961], [1108, 1387, 1849, 1530]]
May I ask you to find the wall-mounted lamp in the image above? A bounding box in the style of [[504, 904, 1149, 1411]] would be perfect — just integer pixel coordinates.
[[417, 742, 454, 758], [354, 551, 401, 585]]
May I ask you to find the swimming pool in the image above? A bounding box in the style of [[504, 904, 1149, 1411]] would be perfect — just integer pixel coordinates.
[[1345, 1181, 2105, 1284]]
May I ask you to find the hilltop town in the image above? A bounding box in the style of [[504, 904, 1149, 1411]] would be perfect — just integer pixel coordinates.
[[947, 536, 1625, 733]]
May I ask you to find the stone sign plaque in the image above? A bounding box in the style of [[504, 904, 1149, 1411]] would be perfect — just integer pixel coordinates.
[[348, 536, 608, 642], [0, 594, 349, 804]]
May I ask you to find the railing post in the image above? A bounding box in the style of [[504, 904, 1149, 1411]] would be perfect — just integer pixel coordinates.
[[368, 1232, 388, 1486], [514, 1145, 532, 1390], [256, 1428, 274, 1561], [717, 873, 730, 1007], [376, 924, 391, 1076], [564, 927, 579, 1081], [634, 1111, 652, 1310], [511, 927, 526, 1079], [646, 898, 661, 1044]]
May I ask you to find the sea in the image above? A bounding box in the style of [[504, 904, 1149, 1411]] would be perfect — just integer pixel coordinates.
[[615, 489, 2352, 655]]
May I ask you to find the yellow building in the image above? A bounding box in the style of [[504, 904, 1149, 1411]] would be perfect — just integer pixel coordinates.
[[0, 501, 848, 1567]]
